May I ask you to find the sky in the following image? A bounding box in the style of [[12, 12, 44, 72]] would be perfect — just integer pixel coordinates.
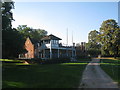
[[12, 2, 118, 46]]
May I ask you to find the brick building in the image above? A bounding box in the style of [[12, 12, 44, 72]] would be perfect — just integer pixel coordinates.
[[19, 37, 40, 59]]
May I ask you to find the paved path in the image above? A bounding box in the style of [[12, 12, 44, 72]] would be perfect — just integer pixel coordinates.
[[79, 58, 119, 88]]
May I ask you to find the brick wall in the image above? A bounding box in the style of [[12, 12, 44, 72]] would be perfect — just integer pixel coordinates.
[[24, 38, 35, 58]]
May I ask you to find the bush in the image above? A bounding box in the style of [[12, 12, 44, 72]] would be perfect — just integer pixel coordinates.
[[19, 58, 72, 64], [76, 54, 91, 59], [87, 49, 101, 57], [44, 58, 71, 64]]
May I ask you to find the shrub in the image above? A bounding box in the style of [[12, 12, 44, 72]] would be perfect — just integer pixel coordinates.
[[44, 58, 71, 64]]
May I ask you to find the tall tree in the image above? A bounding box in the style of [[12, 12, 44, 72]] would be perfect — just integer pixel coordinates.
[[2, 2, 25, 58], [88, 30, 100, 48], [2, 2, 14, 30], [2, 2, 14, 58], [87, 30, 101, 56], [99, 19, 120, 57]]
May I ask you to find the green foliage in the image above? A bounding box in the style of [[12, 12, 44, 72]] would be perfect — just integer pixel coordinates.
[[99, 19, 120, 57], [2, 2, 26, 58], [88, 30, 99, 43], [17, 25, 47, 40], [86, 30, 101, 56], [2, 2, 14, 30], [87, 19, 120, 57], [2, 28, 25, 58], [17, 25, 32, 39], [87, 48, 101, 57]]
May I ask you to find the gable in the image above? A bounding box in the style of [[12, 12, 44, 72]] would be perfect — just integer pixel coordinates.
[[26, 37, 33, 45], [25, 37, 34, 49]]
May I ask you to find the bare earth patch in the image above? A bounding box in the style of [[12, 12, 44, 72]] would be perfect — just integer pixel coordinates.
[[79, 58, 119, 88]]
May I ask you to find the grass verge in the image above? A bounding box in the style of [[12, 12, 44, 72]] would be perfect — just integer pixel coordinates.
[[100, 58, 120, 87], [2, 59, 87, 88]]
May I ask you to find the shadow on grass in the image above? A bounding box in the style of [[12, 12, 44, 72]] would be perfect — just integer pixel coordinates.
[[2, 62, 87, 88]]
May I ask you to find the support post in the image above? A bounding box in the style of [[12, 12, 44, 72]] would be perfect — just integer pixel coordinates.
[[66, 49, 68, 57], [72, 49, 73, 58], [75, 49, 76, 57], [50, 40, 52, 59], [58, 48, 59, 58], [44, 49, 45, 59]]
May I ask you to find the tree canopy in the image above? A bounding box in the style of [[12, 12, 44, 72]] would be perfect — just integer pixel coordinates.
[[17, 25, 48, 40], [87, 19, 120, 57], [99, 19, 120, 57], [2, 2, 14, 30], [86, 30, 101, 56], [2, 2, 26, 58]]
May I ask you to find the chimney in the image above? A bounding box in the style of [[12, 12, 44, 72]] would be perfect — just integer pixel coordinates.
[[73, 43, 75, 47]]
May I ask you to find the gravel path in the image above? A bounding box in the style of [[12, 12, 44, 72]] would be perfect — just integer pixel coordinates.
[[79, 58, 119, 89]]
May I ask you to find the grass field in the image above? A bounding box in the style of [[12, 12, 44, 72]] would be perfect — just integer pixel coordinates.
[[100, 58, 120, 86], [2, 59, 87, 88]]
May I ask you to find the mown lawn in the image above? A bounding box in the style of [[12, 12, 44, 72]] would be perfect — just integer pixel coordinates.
[[2, 59, 87, 88], [100, 58, 120, 86]]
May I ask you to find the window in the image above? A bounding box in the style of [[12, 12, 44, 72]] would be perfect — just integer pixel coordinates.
[[56, 40, 58, 44]]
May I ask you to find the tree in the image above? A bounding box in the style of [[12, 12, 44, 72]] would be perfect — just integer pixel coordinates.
[[2, 2, 14, 30], [17, 25, 33, 39], [2, 2, 25, 58], [2, 2, 14, 58], [99, 19, 120, 57], [17, 25, 47, 40], [87, 30, 101, 56]]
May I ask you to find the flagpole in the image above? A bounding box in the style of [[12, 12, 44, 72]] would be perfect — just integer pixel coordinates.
[[72, 31, 73, 44], [67, 28, 68, 46]]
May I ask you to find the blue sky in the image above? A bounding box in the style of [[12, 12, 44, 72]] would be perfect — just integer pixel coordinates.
[[12, 2, 118, 45]]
